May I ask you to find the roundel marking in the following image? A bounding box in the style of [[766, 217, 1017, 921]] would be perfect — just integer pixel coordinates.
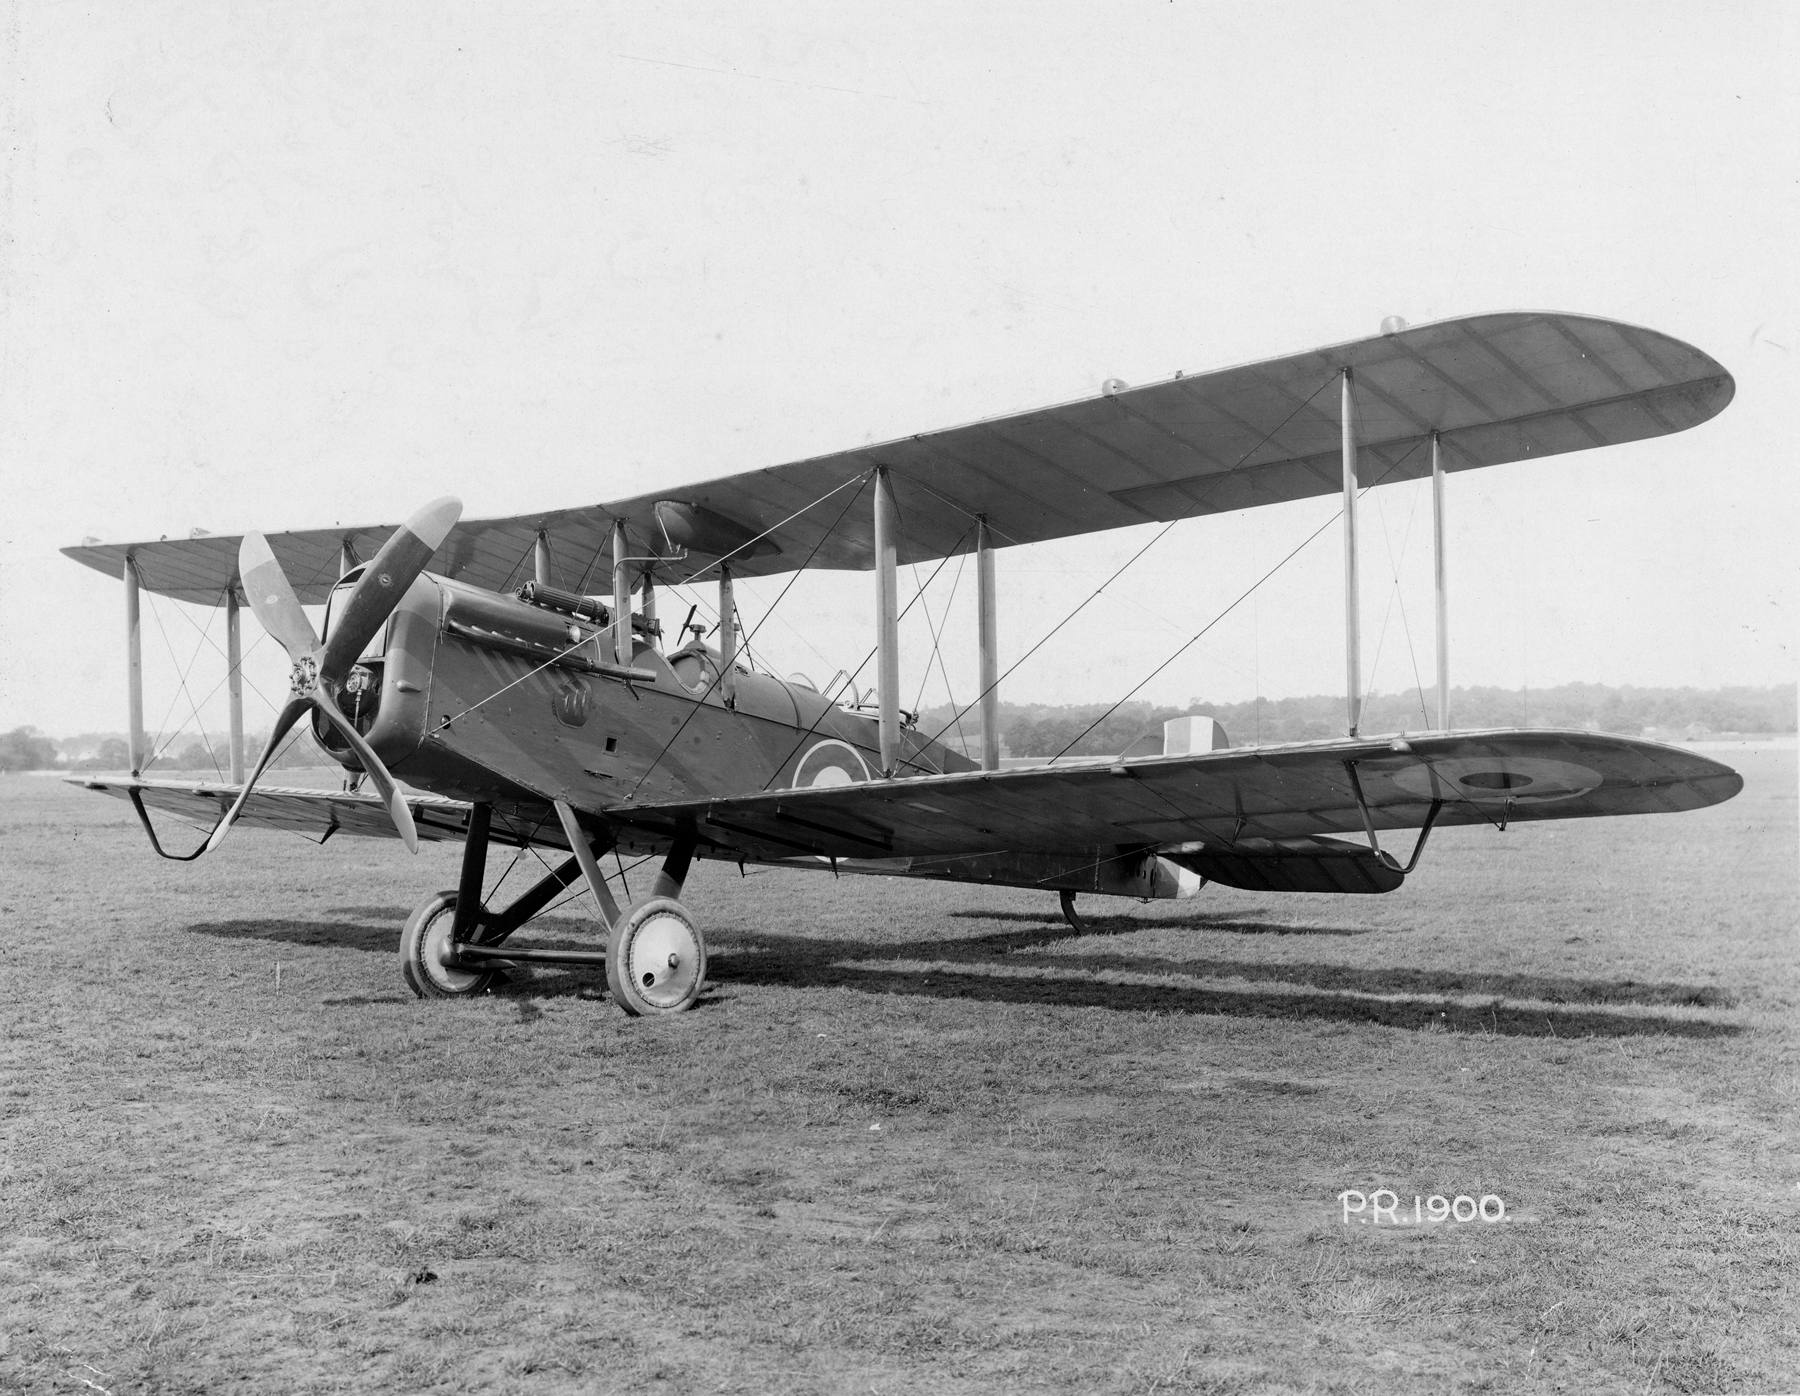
[[1388, 755, 1603, 805], [791, 738, 872, 790]]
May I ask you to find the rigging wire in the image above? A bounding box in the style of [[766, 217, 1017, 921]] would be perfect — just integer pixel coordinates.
[[140, 585, 225, 777], [156, 585, 283, 716], [665, 575, 838, 687], [898, 473, 1025, 547], [440, 473, 875, 737], [908, 548, 970, 754], [923, 371, 1342, 751], [493, 536, 539, 600], [140, 597, 201, 771], [623, 472, 878, 800], [247, 706, 319, 785], [571, 532, 609, 596], [173, 621, 279, 718], [136, 542, 348, 785], [752, 524, 973, 792], [1351, 372, 1430, 732], [740, 580, 843, 679], [1047, 435, 1429, 761], [1365, 470, 1431, 731], [486, 808, 555, 904], [530, 852, 660, 924], [672, 471, 872, 586], [136, 539, 386, 779], [134, 572, 211, 763], [1047, 516, 1346, 761]]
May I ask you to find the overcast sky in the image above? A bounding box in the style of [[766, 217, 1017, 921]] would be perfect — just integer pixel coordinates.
[[2, 2, 1795, 745]]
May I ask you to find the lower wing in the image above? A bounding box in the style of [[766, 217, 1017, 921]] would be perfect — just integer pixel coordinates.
[[77, 730, 1740, 895], [605, 729, 1742, 865], [70, 777, 480, 846]]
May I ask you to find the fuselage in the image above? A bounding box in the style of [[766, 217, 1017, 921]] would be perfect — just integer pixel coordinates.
[[318, 570, 976, 823], [310, 568, 1193, 900]]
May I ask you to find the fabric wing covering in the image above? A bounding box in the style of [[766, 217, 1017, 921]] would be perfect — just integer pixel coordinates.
[[76, 732, 1741, 862], [607, 731, 1742, 863], [78, 779, 481, 845], [64, 312, 1732, 603]]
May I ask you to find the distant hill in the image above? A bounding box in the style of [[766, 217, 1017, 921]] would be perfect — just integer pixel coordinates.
[[918, 683, 1797, 760]]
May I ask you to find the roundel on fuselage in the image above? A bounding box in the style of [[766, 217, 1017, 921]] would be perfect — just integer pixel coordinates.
[[791, 738, 872, 789]]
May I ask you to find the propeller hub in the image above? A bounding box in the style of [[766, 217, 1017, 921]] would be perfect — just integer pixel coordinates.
[[289, 654, 319, 697]]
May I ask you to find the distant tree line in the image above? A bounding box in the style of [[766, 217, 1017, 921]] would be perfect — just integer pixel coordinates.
[[0, 728, 61, 772], [5, 681, 1793, 771], [919, 682, 1797, 760]]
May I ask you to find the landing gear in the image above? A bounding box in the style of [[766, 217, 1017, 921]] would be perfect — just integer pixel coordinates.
[[606, 897, 707, 1016], [400, 890, 496, 998], [1059, 888, 1089, 934], [399, 801, 707, 1015]]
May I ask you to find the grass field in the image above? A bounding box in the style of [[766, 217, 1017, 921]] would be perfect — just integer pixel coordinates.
[[2, 747, 1795, 1394]]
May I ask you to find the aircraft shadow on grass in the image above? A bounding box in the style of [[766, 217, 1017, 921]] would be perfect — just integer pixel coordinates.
[[187, 914, 411, 957], [948, 908, 1376, 936], [184, 907, 1742, 1040]]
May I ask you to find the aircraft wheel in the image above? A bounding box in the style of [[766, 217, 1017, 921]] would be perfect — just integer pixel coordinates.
[[400, 890, 494, 999], [607, 897, 706, 1016]]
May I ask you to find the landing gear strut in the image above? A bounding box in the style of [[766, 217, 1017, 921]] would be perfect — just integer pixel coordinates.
[[1059, 889, 1089, 934], [398, 802, 707, 1015]]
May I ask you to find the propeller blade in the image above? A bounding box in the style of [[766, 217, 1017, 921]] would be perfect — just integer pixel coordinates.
[[205, 696, 312, 854], [312, 690, 420, 854], [318, 495, 462, 684], [239, 532, 319, 663]]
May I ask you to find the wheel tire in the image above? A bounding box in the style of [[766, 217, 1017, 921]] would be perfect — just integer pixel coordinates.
[[400, 890, 495, 999], [606, 897, 706, 1016]]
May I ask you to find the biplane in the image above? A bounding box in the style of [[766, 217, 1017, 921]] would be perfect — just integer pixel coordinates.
[[63, 312, 1743, 1015]]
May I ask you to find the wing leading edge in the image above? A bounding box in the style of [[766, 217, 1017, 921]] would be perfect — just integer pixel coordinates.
[[64, 312, 1731, 603]]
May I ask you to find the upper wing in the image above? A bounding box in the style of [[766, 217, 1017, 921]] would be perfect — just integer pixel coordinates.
[[65, 312, 1731, 602], [604, 730, 1743, 862], [74, 777, 482, 845]]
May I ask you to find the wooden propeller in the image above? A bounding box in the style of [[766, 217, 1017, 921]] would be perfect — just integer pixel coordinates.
[[207, 497, 462, 855]]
